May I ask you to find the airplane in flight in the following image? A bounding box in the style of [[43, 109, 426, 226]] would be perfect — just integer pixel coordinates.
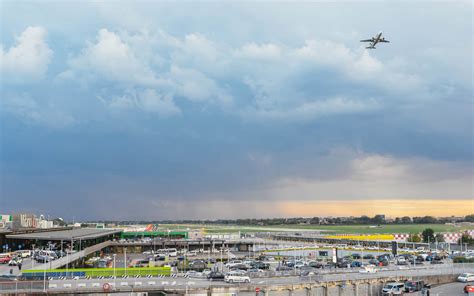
[[360, 32, 390, 49]]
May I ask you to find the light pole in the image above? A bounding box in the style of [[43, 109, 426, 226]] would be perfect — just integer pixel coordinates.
[[113, 254, 117, 289], [220, 247, 223, 271], [43, 255, 46, 292], [124, 247, 127, 276]]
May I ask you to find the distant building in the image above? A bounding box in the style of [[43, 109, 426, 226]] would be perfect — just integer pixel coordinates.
[[0, 215, 12, 228], [12, 213, 37, 229]]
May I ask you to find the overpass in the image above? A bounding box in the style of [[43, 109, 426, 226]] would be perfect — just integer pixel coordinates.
[[33, 240, 113, 270], [4, 264, 473, 295]]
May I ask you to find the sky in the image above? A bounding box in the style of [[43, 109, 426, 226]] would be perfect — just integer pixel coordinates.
[[0, 1, 472, 220]]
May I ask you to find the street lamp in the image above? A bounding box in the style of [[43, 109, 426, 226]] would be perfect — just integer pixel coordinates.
[[124, 247, 127, 276], [113, 254, 117, 289]]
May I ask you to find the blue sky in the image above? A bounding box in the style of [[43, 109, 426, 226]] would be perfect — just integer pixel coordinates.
[[1, 1, 472, 220]]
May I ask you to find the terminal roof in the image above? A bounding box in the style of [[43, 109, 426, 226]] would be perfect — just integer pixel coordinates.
[[5, 228, 121, 241]]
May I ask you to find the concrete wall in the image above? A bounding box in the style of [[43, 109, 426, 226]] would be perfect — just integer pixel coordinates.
[[202, 275, 456, 296]]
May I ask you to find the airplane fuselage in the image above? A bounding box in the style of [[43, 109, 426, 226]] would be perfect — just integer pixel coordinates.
[[373, 32, 383, 46]]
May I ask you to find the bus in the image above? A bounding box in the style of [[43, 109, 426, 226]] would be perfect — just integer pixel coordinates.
[[156, 248, 178, 257]]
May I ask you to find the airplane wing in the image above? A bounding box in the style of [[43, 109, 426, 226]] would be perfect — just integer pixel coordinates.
[[380, 40, 390, 43], [360, 39, 373, 42]]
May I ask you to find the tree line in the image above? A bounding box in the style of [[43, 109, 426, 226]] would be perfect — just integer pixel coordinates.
[[111, 214, 474, 226]]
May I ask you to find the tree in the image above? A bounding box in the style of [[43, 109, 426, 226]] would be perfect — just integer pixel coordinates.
[[413, 216, 438, 224], [465, 215, 474, 222], [373, 215, 386, 224], [422, 228, 435, 243], [401, 216, 412, 224], [435, 234, 445, 243], [458, 234, 474, 246], [408, 234, 422, 243]]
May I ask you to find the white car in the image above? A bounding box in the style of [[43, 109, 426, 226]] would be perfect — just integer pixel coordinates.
[[294, 261, 306, 269], [225, 260, 243, 268], [381, 282, 405, 295], [359, 265, 377, 273], [457, 273, 474, 282], [224, 274, 250, 283]]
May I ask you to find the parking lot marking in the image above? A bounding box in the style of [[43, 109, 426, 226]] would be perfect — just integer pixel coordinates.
[[120, 282, 128, 286], [148, 281, 156, 285], [49, 284, 57, 288]]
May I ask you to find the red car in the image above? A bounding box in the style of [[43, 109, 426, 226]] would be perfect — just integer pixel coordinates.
[[465, 284, 474, 294], [0, 256, 12, 264]]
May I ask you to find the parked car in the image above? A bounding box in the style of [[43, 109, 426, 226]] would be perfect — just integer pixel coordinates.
[[299, 268, 317, 276], [252, 261, 270, 270], [276, 265, 292, 271], [363, 254, 374, 260], [350, 261, 362, 268], [35, 255, 53, 263], [225, 260, 243, 268], [0, 256, 12, 264], [359, 265, 377, 273], [458, 273, 474, 283], [404, 280, 429, 293], [381, 282, 405, 295], [207, 271, 225, 281], [336, 260, 350, 268], [352, 253, 361, 259], [14, 250, 31, 258], [308, 261, 323, 268], [225, 274, 250, 283], [464, 284, 474, 293], [189, 260, 207, 271], [368, 259, 379, 266], [378, 260, 389, 266], [324, 262, 337, 269]]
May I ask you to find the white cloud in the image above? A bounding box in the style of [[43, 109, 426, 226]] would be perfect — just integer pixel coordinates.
[[103, 88, 181, 117], [235, 43, 282, 60], [2, 93, 76, 128], [242, 97, 379, 122], [64, 29, 161, 87], [57, 28, 443, 122], [169, 66, 233, 105], [0, 26, 53, 82]]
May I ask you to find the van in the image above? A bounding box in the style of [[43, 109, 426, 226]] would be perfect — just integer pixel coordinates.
[[14, 250, 31, 258], [382, 282, 405, 295]]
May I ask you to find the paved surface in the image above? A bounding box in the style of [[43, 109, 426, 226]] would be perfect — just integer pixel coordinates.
[[1, 264, 473, 294], [431, 282, 468, 295]]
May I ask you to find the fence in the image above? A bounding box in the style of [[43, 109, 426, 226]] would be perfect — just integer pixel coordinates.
[[22, 266, 171, 278], [0, 280, 45, 293]]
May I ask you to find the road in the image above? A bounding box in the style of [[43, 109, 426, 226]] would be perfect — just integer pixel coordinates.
[[1, 264, 472, 294], [431, 282, 467, 295]]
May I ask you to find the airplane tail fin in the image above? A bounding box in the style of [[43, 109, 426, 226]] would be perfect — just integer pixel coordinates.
[[366, 46, 375, 49]]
